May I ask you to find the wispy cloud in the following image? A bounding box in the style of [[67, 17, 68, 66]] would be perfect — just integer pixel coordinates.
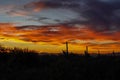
[[0, 0, 120, 52], [0, 23, 120, 45], [7, 10, 29, 17], [4, 0, 120, 32]]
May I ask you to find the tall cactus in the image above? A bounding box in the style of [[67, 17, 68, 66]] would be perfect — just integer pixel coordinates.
[[98, 50, 100, 54], [62, 41, 69, 56], [97, 50, 101, 57], [112, 50, 115, 56], [84, 46, 90, 57], [66, 42, 69, 55]]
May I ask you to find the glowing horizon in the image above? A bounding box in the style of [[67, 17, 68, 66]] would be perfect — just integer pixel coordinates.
[[0, 0, 120, 54]]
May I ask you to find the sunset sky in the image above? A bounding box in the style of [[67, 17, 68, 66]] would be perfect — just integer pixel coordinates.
[[0, 0, 120, 54]]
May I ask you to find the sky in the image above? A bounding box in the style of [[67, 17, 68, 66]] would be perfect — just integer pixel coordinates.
[[0, 0, 120, 54]]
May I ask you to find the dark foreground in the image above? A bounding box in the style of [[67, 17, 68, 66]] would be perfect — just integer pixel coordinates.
[[0, 49, 120, 80]]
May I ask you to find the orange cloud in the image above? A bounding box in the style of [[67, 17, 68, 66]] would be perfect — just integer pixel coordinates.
[[24, 2, 46, 12], [0, 23, 120, 53], [0, 23, 119, 43]]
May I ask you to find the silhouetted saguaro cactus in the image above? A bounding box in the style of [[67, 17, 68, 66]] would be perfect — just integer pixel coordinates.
[[112, 50, 115, 56], [97, 50, 101, 57], [84, 46, 90, 57], [66, 42, 69, 55], [62, 42, 69, 56], [98, 50, 100, 54]]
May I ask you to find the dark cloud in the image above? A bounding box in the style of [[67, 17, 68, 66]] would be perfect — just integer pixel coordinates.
[[80, 0, 120, 31], [25, 0, 81, 8], [22, 0, 120, 31], [5, 0, 120, 36], [16, 25, 40, 30]]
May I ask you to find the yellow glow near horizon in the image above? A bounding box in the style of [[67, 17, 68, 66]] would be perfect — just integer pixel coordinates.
[[0, 37, 120, 54], [0, 23, 120, 54]]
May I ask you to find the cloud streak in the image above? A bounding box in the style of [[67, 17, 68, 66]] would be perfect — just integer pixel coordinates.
[[5, 0, 120, 32], [0, 0, 120, 52], [0, 23, 120, 45]]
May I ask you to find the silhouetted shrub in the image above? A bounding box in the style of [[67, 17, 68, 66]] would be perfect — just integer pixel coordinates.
[[0, 45, 120, 80]]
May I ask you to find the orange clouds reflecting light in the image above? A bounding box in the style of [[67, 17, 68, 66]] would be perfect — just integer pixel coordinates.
[[0, 23, 120, 53]]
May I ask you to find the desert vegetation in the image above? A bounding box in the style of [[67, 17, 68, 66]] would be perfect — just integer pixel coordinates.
[[0, 45, 120, 80]]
